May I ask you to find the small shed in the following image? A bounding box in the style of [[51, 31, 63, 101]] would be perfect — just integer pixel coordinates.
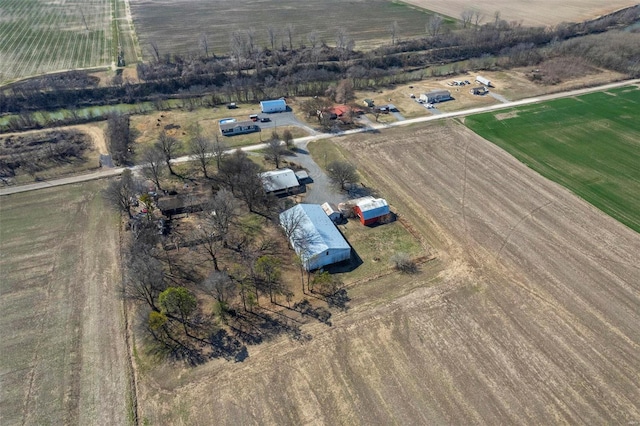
[[260, 99, 287, 113], [280, 204, 351, 271], [353, 197, 390, 226], [220, 120, 260, 136], [294, 170, 312, 184], [321, 202, 343, 223], [260, 168, 301, 196], [419, 90, 452, 104], [363, 99, 375, 108]]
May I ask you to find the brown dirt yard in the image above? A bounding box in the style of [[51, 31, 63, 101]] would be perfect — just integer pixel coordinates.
[[0, 181, 131, 425], [402, 0, 638, 27], [136, 121, 640, 424]]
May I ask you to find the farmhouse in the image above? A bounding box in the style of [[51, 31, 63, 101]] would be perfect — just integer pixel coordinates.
[[260, 168, 302, 196], [219, 120, 260, 136], [280, 204, 351, 271], [260, 99, 287, 113], [419, 90, 452, 104], [157, 195, 207, 218], [319, 105, 364, 122], [354, 196, 390, 225], [476, 75, 492, 87]]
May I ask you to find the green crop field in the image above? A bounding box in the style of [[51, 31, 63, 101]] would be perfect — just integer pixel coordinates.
[[0, 0, 138, 84], [465, 85, 640, 233], [130, 0, 448, 59]]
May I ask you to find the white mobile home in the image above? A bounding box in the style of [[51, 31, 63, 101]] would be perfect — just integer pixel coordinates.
[[475, 75, 491, 87], [419, 90, 452, 104], [260, 168, 301, 196]]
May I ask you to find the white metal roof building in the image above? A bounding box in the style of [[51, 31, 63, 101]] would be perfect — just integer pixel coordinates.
[[280, 204, 351, 271], [260, 168, 300, 195], [260, 99, 287, 113]]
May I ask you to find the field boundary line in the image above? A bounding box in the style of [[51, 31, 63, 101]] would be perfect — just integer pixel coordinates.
[[118, 223, 140, 426]]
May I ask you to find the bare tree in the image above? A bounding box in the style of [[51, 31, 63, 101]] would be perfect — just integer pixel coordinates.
[[199, 33, 210, 57], [335, 79, 354, 104], [196, 222, 223, 271], [202, 270, 236, 306], [189, 134, 213, 178], [461, 9, 474, 28], [141, 146, 166, 191], [307, 30, 319, 49], [426, 14, 444, 38], [267, 26, 278, 50], [389, 21, 399, 45], [206, 189, 238, 245], [494, 11, 501, 27], [285, 23, 295, 50], [473, 10, 483, 27], [103, 169, 139, 218], [212, 135, 228, 171], [327, 160, 358, 191], [124, 252, 166, 311], [246, 27, 257, 55], [230, 31, 247, 75], [280, 206, 307, 245], [265, 138, 285, 168], [282, 129, 294, 149], [149, 41, 161, 62], [156, 130, 180, 175]]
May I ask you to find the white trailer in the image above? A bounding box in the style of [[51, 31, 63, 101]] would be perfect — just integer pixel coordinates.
[[475, 75, 491, 87]]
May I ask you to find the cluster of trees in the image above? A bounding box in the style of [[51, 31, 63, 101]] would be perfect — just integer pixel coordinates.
[[0, 129, 90, 179], [107, 150, 348, 362], [106, 114, 132, 165]]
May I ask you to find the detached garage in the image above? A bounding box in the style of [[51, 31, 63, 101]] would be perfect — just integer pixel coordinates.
[[260, 99, 287, 113], [280, 204, 351, 271], [354, 197, 390, 225]]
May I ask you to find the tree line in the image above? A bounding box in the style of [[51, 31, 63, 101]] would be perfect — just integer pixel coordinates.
[[1, 5, 638, 132]]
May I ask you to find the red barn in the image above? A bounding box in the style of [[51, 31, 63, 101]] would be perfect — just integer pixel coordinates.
[[353, 197, 390, 225]]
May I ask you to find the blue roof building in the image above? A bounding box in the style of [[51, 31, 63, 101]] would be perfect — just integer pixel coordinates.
[[280, 204, 351, 271], [260, 99, 287, 113]]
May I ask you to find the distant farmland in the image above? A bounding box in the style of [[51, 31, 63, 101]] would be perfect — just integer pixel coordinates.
[[129, 0, 442, 59], [0, 0, 138, 83], [465, 84, 640, 233]]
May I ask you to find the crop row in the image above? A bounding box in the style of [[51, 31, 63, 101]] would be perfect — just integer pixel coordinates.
[[0, 0, 114, 82]]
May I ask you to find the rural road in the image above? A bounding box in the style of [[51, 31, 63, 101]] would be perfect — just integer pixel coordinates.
[[2, 78, 638, 197]]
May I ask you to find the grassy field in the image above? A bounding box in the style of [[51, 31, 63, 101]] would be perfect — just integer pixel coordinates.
[[130, 0, 448, 58], [0, 0, 138, 83], [465, 84, 640, 233], [0, 182, 131, 425]]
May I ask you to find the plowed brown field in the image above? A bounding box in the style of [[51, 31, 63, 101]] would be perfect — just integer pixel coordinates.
[[137, 122, 640, 425], [402, 0, 638, 27]]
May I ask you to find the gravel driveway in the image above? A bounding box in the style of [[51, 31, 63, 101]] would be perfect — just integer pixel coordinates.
[[288, 141, 347, 205]]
